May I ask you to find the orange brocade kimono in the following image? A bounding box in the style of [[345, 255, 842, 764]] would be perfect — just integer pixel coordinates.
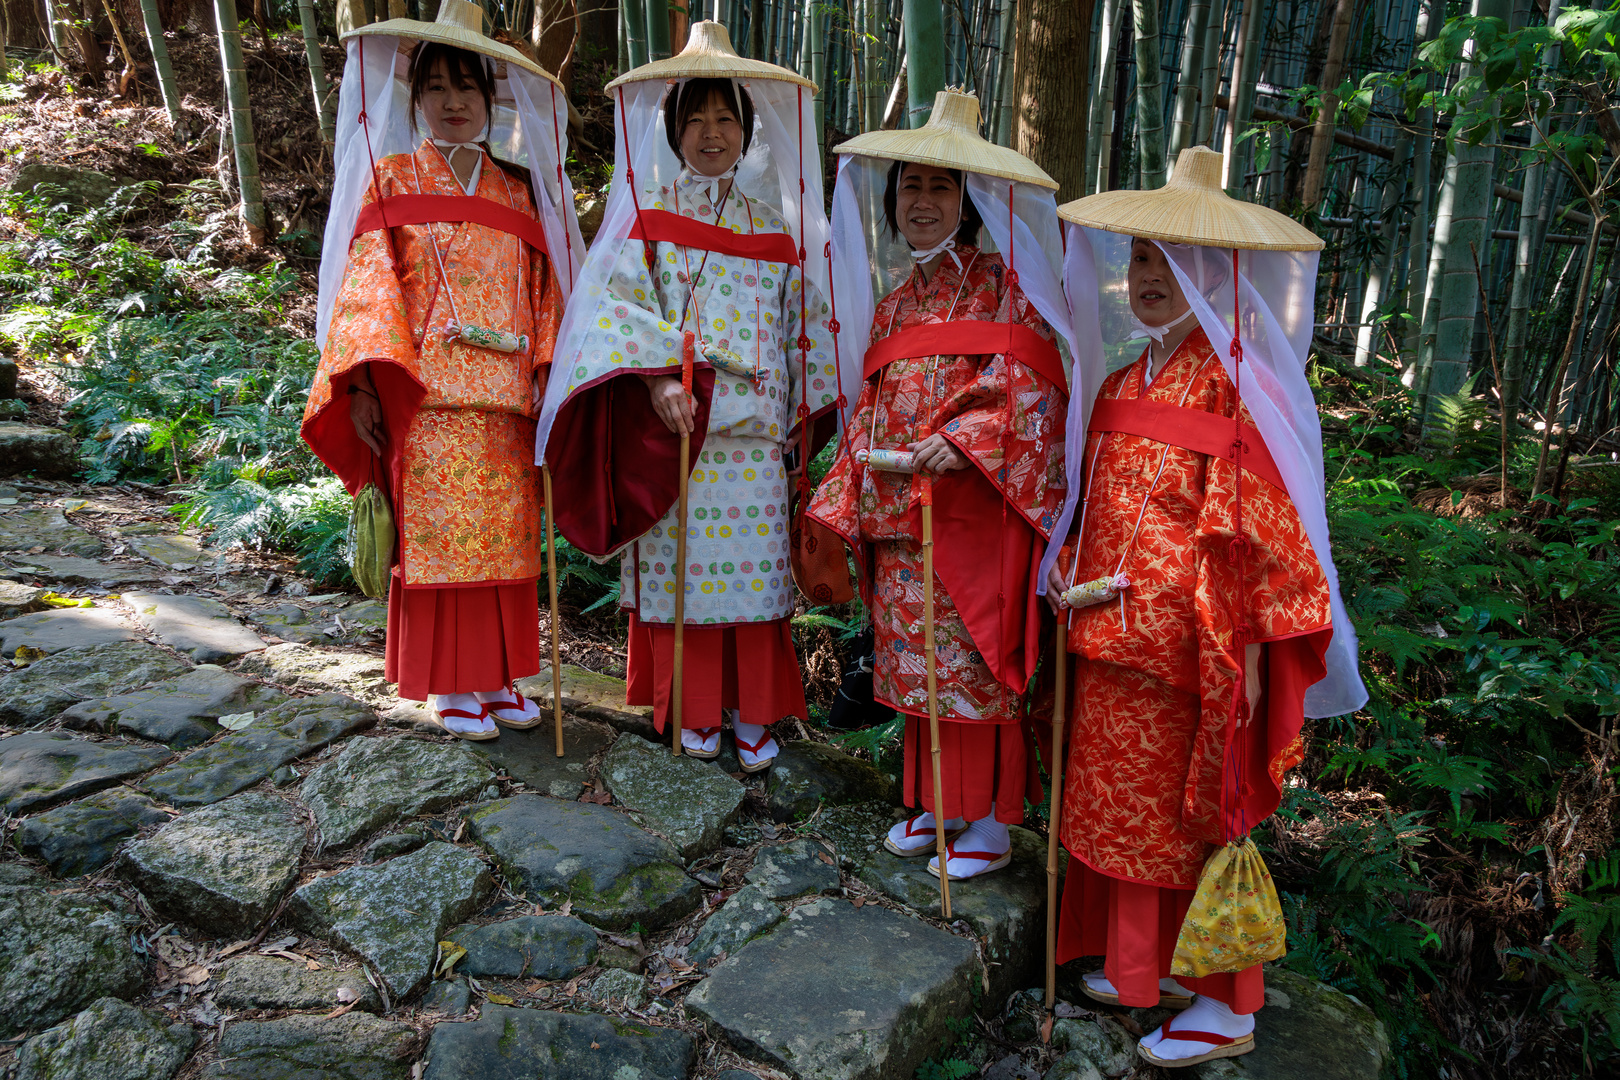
[[302, 143, 564, 700], [1055, 328, 1331, 1013], [809, 248, 1066, 823]]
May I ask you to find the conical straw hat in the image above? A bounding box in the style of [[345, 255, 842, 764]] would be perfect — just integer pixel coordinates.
[[607, 21, 816, 91], [345, 0, 561, 88], [835, 90, 1056, 189], [1058, 146, 1322, 251]]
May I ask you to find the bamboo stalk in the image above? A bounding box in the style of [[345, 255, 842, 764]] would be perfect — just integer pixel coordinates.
[[921, 488, 951, 918], [214, 0, 267, 244], [543, 466, 565, 758], [297, 0, 336, 147], [1045, 618, 1068, 1009], [137, 0, 182, 127]]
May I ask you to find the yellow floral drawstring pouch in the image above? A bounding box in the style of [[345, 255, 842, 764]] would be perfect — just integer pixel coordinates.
[[1171, 837, 1288, 978]]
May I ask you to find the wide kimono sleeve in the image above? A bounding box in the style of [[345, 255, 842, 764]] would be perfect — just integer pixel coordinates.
[[301, 167, 429, 496], [542, 232, 718, 557], [1181, 390, 1333, 845], [529, 237, 566, 403]]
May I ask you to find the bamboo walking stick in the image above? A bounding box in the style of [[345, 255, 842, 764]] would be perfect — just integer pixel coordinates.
[[542, 465, 565, 758], [921, 476, 952, 918], [671, 335, 696, 757], [1045, 614, 1069, 1011]]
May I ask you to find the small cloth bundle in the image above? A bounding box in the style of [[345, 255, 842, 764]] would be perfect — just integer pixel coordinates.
[[347, 483, 395, 599], [1170, 838, 1287, 977]]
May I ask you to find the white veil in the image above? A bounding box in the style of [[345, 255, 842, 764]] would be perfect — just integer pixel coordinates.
[[1052, 225, 1366, 719], [315, 35, 584, 347], [536, 74, 840, 463]]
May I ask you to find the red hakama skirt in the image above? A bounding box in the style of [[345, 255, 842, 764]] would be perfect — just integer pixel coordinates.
[[385, 576, 541, 701], [901, 716, 1029, 824], [626, 613, 808, 733], [1056, 856, 1264, 1014]]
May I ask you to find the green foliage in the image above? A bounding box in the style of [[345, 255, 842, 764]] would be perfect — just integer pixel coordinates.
[[914, 1061, 976, 1080]]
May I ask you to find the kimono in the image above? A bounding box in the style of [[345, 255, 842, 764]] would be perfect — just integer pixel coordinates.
[[302, 141, 564, 700], [809, 247, 1066, 822], [1053, 327, 1332, 1012], [542, 172, 840, 729]]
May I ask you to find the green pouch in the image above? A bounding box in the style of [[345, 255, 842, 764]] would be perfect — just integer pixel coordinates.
[[347, 482, 395, 599]]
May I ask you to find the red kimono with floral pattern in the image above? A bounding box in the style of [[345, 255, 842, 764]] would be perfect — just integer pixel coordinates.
[[809, 248, 1066, 822], [303, 143, 564, 700], [1053, 328, 1331, 1012]]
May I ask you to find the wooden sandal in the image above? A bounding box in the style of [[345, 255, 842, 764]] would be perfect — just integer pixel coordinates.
[[1136, 1022, 1255, 1068], [432, 701, 500, 742]]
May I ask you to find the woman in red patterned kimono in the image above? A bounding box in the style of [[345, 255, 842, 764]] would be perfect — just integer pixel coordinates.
[[1044, 146, 1363, 1067], [810, 133, 1068, 880]]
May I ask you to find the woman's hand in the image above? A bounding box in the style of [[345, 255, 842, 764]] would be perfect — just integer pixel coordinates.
[[907, 433, 970, 475], [1045, 560, 1070, 614], [1241, 642, 1263, 727], [349, 367, 385, 456], [646, 373, 696, 437]]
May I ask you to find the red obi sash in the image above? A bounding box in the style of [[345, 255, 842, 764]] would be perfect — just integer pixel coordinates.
[[1088, 397, 1284, 489], [353, 194, 549, 252], [863, 320, 1068, 393], [628, 208, 801, 265]]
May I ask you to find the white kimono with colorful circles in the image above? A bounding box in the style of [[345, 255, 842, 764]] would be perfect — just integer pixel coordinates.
[[552, 173, 838, 626]]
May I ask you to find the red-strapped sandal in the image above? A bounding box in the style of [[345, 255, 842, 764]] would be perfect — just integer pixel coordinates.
[[681, 726, 722, 760], [431, 700, 499, 743], [734, 729, 779, 774], [883, 814, 969, 858], [1079, 976, 1194, 1011], [479, 689, 544, 730], [1136, 1021, 1256, 1068], [926, 838, 1013, 880]]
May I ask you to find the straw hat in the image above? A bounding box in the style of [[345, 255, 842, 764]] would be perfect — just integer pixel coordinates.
[[345, 0, 561, 88], [835, 90, 1056, 189], [606, 21, 816, 91], [1057, 146, 1322, 251]]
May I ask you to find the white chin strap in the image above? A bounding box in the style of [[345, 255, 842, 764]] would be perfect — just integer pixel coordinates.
[[1131, 306, 1197, 344], [910, 198, 965, 272], [680, 163, 739, 208]]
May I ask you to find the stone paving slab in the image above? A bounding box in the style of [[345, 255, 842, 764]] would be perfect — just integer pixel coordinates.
[[1181, 967, 1391, 1080], [689, 883, 783, 966], [857, 825, 1054, 1004], [14, 995, 194, 1080], [0, 640, 190, 726], [0, 884, 143, 1038], [15, 787, 170, 877], [127, 534, 206, 568], [515, 664, 660, 741], [686, 898, 982, 1080], [140, 693, 376, 807], [122, 591, 266, 663], [0, 508, 102, 555], [445, 913, 597, 979], [237, 643, 391, 701], [59, 665, 288, 749], [203, 1012, 417, 1080], [420, 1005, 694, 1080], [0, 579, 47, 618], [462, 715, 613, 799], [2, 555, 158, 586], [0, 731, 172, 815], [603, 733, 746, 859], [0, 607, 136, 655], [212, 954, 382, 1014], [119, 792, 306, 936], [745, 837, 843, 899], [765, 740, 899, 823], [0, 423, 78, 480], [288, 841, 494, 1000], [300, 736, 493, 850], [464, 794, 701, 931]]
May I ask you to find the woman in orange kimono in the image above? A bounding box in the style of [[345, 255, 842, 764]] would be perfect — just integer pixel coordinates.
[[304, 5, 569, 740], [810, 92, 1071, 880], [1045, 146, 1363, 1066]]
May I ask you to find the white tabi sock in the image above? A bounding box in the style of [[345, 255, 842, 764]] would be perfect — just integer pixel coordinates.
[[1139, 994, 1255, 1061]]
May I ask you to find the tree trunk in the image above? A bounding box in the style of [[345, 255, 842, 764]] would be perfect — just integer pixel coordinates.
[[44, 0, 67, 56], [67, 0, 106, 79], [137, 0, 182, 126], [749, 0, 762, 58], [1167, 0, 1210, 168], [1221, 0, 1263, 193], [532, 0, 579, 89], [1299, 0, 1353, 211], [644, 0, 670, 60], [1130, 0, 1165, 188], [1503, 0, 1564, 419], [904, 0, 943, 125], [214, 0, 266, 244], [1415, 0, 1510, 416], [1013, 0, 1091, 199], [993, 0, 1016, 144], [807, 0, 825, 152], [296, 0, 335, 147], [1532, 210, 1606, 497]]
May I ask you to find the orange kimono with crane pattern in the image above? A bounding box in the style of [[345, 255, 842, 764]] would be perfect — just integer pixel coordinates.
[[809, 248, 1066, 823], [1054, 327, 1332, 1012], [302, 142, 564, 698]]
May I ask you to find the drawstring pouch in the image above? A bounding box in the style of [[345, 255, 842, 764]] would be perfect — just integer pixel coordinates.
[[1170, 837, 1287, 978]]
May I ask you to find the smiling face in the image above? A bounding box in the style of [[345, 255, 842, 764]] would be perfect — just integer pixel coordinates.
[[1128, 239, 1191, 328], [894, 164, 963, 252], [679, 88, 745, 177], [417, 55, 489, 144]]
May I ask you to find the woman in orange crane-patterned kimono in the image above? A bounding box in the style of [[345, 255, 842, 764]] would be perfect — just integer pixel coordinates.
[[810, 150, 1068, 881], [304, 26, 566, 740], [1047, 230, 1338, 1066]]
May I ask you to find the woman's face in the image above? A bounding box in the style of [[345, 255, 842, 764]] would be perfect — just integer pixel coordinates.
[[419, 57, 487, 144], [895, 165, 962, 252], [680, 89, 745, 177], [1127, 239, 1191, 328]]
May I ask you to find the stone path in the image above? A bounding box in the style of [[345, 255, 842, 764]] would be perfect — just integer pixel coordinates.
[[0, 470, 1392, 1080]]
